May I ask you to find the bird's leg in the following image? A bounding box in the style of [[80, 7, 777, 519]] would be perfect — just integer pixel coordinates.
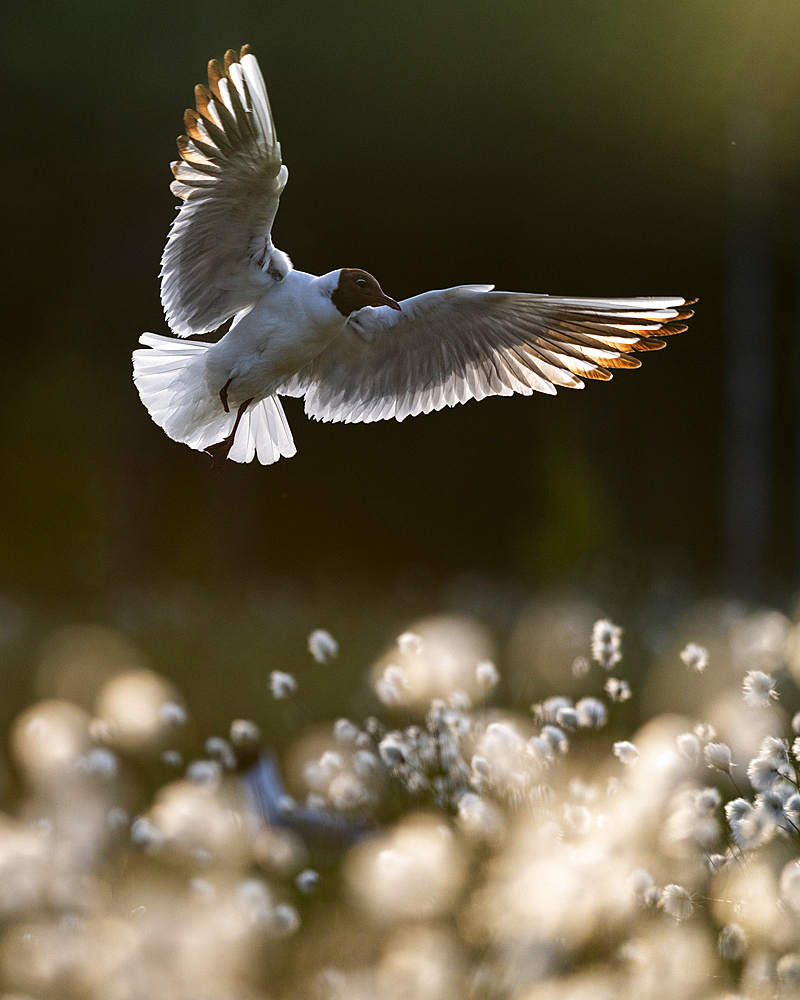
[[205, 397, 254, 471], [219, 377, 234, 413]]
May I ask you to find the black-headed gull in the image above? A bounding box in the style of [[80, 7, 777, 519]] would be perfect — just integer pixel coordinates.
[[133, 47, 695, 467]]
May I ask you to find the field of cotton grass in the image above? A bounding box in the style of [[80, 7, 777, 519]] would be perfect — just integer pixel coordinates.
[[1, 596, 800, 999]]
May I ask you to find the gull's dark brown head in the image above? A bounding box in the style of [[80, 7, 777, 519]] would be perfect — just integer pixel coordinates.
[[331, 269, 401, 317]]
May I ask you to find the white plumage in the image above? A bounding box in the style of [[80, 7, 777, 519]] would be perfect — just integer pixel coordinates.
[[133, 46, 695, 467]]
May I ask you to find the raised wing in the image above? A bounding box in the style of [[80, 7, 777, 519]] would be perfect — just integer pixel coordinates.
[[280, 288, 695, 423], [161, 46, 289, 337]]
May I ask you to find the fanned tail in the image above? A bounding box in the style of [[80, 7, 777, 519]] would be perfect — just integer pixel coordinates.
[[133, 333, 296, 465]]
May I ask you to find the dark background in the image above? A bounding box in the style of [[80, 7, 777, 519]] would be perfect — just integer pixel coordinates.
[[1, 1, 799, 737]]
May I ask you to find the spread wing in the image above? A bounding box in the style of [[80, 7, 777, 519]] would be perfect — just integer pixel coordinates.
[[160, 46, 289, 337], [279, 288, 695, 423]]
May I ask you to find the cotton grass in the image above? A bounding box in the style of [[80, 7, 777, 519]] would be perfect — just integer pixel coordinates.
[[0, 600, 799, 998]]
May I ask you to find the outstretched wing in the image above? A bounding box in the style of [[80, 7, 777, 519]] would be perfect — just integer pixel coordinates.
[[161, 46, 290, 337], [280, 288, 695, 423]]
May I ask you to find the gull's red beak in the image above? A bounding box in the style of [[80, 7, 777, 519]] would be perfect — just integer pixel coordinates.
[[381, 294, 402, 311]]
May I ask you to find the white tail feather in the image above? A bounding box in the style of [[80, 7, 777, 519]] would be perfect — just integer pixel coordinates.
[[133, 333, 296, 465]]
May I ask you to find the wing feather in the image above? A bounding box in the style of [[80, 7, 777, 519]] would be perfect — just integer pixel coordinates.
[[280, 289, 695, 423], [160, 47, 290, 338]]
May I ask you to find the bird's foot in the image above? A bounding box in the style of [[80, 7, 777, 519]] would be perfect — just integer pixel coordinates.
[[205, 437, 234, 472], [204, 396, 254, 471], [219, 377, 233, 413]]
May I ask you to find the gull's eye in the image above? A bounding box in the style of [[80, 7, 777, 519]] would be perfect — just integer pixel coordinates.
[[356, 278, 367, 289]]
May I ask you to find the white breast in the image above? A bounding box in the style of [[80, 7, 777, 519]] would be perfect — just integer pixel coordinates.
[[204, 270, 346, 406]]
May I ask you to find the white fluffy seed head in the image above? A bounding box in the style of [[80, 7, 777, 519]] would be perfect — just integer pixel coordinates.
[[572, 655, 590, 678], [475, 660, 499, 693], [555, 706, 579, 729], [778, 953, 800, 988], [680, 642, 708, 673], [676, 733, 701, 762], [613, 741, 639, 765], [718, 922, 747, 960], [591, 619, 622, 670], [308, 629, 339, 663], [229, 718, 261, 751], [576, 697, 607, 729], [563, 804, 592, 836], [742, 670, 777, 708], [334, 718, 359, 744], [457, 792, 504, 842], [704, 742, 733, 773], [605, 677, 631, 702], [296, 868, 319, 894], [397, 632, 424, 655], [660, 884, 693, 922], [379, 734, 406, 768], [270, 671, 297, 700]]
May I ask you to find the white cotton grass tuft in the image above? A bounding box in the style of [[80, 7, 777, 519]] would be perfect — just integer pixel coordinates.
[[304, 750, 343, 794], [605, 677, 631, 702], [660, 884, 693, 922], [697, 786, 721, 811], [742, 670, 778, 708], [778, 953, 800, 989], [456, 792, 504, 843], [725, 798, 755, 846], [186, 759, 222, 785], [591, 619, 622, 670], [397, 632, 424, 655], [13, 599, 800, 997], [204, 736, 236, 770], [535, 696, 573, 724], [718, 922, 747, 960], [378, 733, 406, 768], [229, 718, 261, 752], [576, 697, 607, 729], [704, 742, 733, 774], [475, 660, 499, 693], [270, 671, 297, 699], [746, 738, 793, 792], [572, 655, 590, 678], [328, 771, 369, 810], [680, 642, 708, 673], [556, 705, 579, 728], [159, 701, 188, 727], [541, 725, 568, 755], [628, 869, 662, 908], [308, 628, 338, 663], [334, 718, 360, 744], [676, 732, 701, 763], [694, 722, 716, 742], [563, 804, 592, 835], [613, 741, 639, 765], [296, 868, 319, 894], [376, 664, 409, 706]]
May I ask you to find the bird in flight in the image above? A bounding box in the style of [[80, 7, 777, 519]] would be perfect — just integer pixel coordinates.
[[133, 46, 695, 467]]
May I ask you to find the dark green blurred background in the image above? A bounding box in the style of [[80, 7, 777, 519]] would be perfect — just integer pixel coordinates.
[[1, 1, 799, 736]]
